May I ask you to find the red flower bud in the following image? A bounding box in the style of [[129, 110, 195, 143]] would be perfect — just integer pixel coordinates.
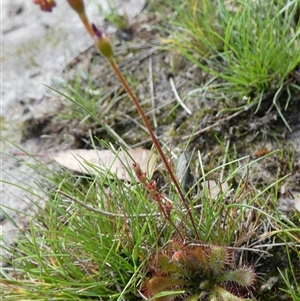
[[92, 24, 113, 59], [33, 0, 56, 12]]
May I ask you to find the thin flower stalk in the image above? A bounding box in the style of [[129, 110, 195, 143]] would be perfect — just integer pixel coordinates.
[[66, 0, 94, 37], [32, 0, 199, 240], [105, 47, 199, 240], [91, 23, 199, 239]]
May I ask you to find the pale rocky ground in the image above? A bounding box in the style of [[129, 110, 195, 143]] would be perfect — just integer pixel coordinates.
[[1, 0, 145, 265]]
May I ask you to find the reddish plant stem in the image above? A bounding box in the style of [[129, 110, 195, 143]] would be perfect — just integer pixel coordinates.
[[78, 13, 94, 37], [158, 202, 184, 241], [67, 1, 199, 238], [108, 57, 199, 240]]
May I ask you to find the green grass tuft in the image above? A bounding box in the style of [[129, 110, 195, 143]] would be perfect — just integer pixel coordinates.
[[155, 0, 300, 128]]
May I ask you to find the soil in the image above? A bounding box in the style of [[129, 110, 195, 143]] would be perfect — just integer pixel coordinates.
[[1, 1, 300, 300]]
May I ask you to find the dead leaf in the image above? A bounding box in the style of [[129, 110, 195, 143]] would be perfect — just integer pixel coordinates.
[[253, 147, 270, 158], [51, 148, 156, 181]]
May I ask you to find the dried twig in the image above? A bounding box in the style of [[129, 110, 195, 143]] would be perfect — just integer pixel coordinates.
[[169, 76, 192, 115]]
